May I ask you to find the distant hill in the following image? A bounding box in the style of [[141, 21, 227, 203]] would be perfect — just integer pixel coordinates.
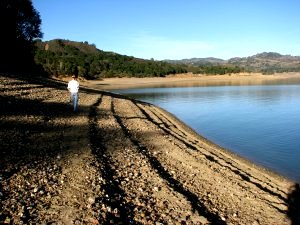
[[165, 57, 227, 66], [34, 39, 187, 78], [228, 52, 300, 73], [166, 52, 300, 74]]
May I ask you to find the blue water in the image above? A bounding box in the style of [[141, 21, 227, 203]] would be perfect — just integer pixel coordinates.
[[114, 83, 300, 183]]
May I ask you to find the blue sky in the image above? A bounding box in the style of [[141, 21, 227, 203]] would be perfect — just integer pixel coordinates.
[[32, 0, 300, 60]]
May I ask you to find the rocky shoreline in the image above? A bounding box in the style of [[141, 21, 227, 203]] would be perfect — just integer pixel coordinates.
[[1, 74, 299, 224]]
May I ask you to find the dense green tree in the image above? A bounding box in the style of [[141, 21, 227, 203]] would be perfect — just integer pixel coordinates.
[[34, 39, 188, 78], [0, 0, 42, 72], [188, 64, 243, 75]]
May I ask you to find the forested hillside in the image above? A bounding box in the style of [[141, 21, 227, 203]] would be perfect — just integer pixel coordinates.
[[34, 39, 187, 78], [166, 57, 244, 75]]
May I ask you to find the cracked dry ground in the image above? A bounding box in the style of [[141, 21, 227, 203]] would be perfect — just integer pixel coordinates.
[[0, 75, 299, 225]]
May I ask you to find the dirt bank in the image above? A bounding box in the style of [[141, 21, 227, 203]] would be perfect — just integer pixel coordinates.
[[1, 74, 299, 224], [78, 72, 300, 90]]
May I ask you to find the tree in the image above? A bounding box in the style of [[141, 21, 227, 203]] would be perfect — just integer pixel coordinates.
[[0, 0, 43, 72]]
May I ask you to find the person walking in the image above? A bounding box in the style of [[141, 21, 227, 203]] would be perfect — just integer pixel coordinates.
[[67, 75, 79, 111]]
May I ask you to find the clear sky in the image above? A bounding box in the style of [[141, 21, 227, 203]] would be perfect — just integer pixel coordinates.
[[32, 0, 300, 60]]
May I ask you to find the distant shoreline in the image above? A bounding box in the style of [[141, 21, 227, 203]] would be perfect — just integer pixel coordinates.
[[75, 72, 300, 90]]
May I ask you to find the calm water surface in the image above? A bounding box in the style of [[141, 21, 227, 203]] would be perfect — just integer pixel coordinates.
[[114, 80, 300, 182]]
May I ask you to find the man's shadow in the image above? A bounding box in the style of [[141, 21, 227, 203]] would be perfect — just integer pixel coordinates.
[[288, 183, 300, 225]]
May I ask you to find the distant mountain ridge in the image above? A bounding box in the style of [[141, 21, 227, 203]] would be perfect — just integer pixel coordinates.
[[166, 52, 300, 73], [165, 57, 227, 65]]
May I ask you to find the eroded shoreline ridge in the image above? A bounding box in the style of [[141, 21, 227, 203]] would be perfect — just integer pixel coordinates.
[[1, 74, 299, 224]]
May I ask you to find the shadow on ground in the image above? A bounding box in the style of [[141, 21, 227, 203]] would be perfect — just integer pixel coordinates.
[[288, 183, 300, 225]]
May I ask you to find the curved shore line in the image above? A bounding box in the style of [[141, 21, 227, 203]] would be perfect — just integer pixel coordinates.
[[1, 73, 299, 224], [85, 73, 300, 184], [150, 102, 293, 183], [89, 79, 294, 184]]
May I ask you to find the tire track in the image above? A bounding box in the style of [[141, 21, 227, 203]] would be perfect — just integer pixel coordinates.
[[99, 96, 212, 223], [88, 96, 137, 224], [123, 99, 290, 221], [111, 98, 227, 225], [134, 101, 289, 203]]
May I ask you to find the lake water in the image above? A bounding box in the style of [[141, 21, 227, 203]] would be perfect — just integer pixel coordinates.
[[113, 78, 300, 183]]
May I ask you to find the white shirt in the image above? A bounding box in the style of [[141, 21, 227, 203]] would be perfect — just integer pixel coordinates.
[[67, 79, 79, 93]]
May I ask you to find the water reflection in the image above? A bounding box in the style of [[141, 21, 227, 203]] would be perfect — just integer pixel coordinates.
[[119, 85, 300, 105], [116, 76, 300, 89]]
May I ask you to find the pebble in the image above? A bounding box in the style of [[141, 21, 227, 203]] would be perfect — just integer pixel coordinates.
[[4, 217, 11, 224], [198, 216, 209, 224], [88, 197, 95, 204]]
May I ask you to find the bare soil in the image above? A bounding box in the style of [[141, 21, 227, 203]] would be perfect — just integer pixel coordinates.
[[1, 74, 299, 225], [78, 72, 300, 90]]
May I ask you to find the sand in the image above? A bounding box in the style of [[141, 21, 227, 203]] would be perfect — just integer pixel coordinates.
[[80, 72, 300, 90]]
